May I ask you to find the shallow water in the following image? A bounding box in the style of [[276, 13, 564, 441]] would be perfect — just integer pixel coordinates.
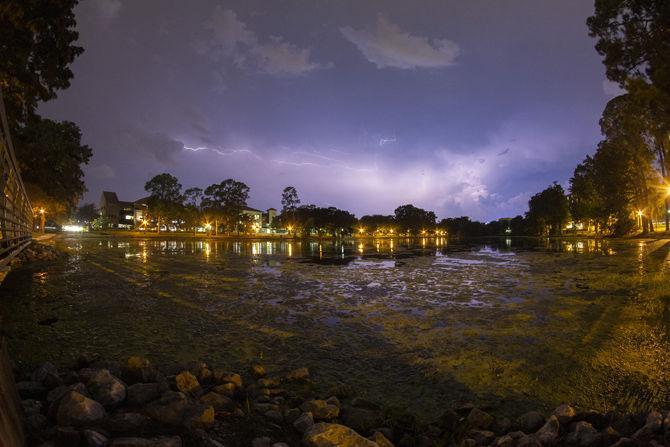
[[1, 235, 669, 419]]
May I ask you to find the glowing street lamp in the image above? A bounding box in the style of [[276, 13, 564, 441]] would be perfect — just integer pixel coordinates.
[[358, 227, 365, 234]]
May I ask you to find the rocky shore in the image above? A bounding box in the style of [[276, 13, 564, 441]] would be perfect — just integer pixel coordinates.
[[14, 355, 670, 447]]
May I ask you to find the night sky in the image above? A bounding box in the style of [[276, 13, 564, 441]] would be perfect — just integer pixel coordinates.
[[39, 0, 622, 221]]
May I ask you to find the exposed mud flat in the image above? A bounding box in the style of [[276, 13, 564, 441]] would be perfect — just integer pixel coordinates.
[[1, 236, 669, 420]]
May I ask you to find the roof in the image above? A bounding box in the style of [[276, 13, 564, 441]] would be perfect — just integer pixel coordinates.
[[134, 196, 151, 205], [101, 191, 119, 204], [241, 206, 263, 213]]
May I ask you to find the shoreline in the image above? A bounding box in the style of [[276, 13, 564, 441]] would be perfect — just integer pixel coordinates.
[[14, 354, 670, 447]]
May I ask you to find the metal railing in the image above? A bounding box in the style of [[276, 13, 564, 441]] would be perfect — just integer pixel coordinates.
[[0, 89, 33, 267]]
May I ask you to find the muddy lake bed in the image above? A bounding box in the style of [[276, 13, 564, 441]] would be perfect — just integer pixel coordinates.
[[1, 235, 669, 421]]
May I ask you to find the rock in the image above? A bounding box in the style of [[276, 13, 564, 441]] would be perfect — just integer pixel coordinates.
[[552, 404, 576, 426], [56, 426, 82, 445], [212, 382, 236, 397], [21, 398, 43, 415], [610, 439, 636, 447], [265, 409, 284, 423], [565, 421, 599, 447], [272, 443, 290, 447], [106, 412, 150, 434], [122, 357, 158, 385], [371, 431, 394, 447], [258, 377, 282, 388], [284, 408, 301, 423], [250, 364, 266, 377], [301, 399, 340, 420], [285, 367, 310, 381], [468, 429, 495, 445], [174, 371, 199, 394], [211, 371, 242, 388], [31, 362, 61, 388], [184, 404, 215, 428], [127, 383, 161, 406], [24, 413, 47, 431], [303, 423, 378, 446], [78, 353, 100, 369], [600, 426, 621, 446], [56, 391, 106, 427], [145, 391, 188, 425], [492, 416, 512, 435], [88, 369, 127, 408], [491, 435, 514, 447], [535, 415, 560, 445], [83, 429, 109, 447], [17, 381, 47, 399], [199, 391, 233, 410], [294, 412, 315, 433], [440, 409, 461, 432], [516, 435, 542, 447], [341, 407, 383, 434], [458, 439, 476, 447], [632, 411, 663, 443], [467, 408, 494, 430], [109, 437, 182, 447], [251, 437, 272, 447], [574, 410, 607, 429], [516, 411, 545, 434]]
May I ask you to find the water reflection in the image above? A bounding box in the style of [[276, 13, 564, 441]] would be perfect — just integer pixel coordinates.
[[67, 236, 620, 262]]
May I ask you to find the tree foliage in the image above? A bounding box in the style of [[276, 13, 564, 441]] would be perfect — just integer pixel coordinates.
[[394, 204, 436, 234], [14, 117, 91, 217], [526, 183, 569, 236], [0, 0, 83, 128]]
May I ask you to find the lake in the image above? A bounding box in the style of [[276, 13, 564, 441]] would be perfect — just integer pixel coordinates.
[[1, 235, 669, 419]]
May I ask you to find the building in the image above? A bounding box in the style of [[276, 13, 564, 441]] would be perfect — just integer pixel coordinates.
[[99, 191, 149, 229]]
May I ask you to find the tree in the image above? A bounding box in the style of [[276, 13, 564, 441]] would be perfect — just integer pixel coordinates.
[[358, 214, 395, 234], [526, 183, 569, 236], [281, 186, 300, 212], [0, 0, 83, 129], [183, 187, 203, 208], [203, 179, 249, 233], [144, 173, 183, 233], [73, 203, 97, 224], [394, 204, 436, 235], [14, 117, 92, 218], [569, 156, 603, 232], [587, 0, 670, 96]]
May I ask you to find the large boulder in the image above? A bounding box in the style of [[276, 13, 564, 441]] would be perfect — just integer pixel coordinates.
[[56, 390, 106, 427], [303, 423, 379, 447], [301, 399, 340, 420], [88, 369, 127, 408], [145, 391, 189, 425], [16, 381, 47, 399]]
